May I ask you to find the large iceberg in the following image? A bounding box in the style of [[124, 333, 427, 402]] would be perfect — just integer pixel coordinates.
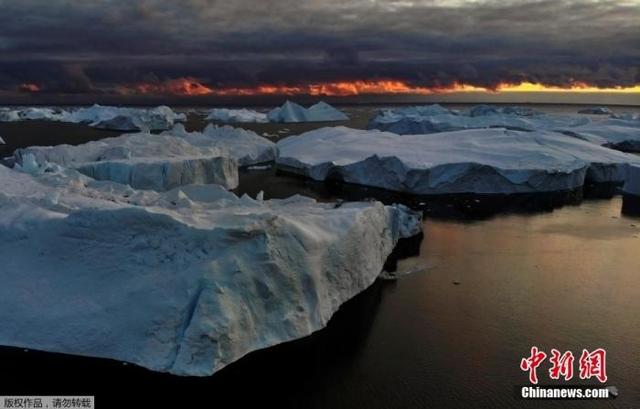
[[206, 108, 268, 123], [15, 133, 238, 191], [267, 101, 349, 123], [165, 124, 277, 166], [0, 105, 186, 131], [276, 127, 639, 195], [0, 163, 420, 376]]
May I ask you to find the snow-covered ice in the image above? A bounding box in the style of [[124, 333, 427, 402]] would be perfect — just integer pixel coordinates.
[[206, 108, 268, 123], [165, 124, 277, 166], [15, 133, 238, 191], [578, 107, 612, 115], [267, 101, 348, 123], [277, 127, 639, 195], [0, 162, 421, 376], [624, 164, 640, 196]]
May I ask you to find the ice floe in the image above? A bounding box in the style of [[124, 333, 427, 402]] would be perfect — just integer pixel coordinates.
[[267, 101, 348, 123], [206, 108, 268, 123], [277, 127, 639, 195], [15, 132, 238, 191], [0, 162, 421, 376]]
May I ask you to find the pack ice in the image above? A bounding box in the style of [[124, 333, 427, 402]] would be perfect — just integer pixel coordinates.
[[0, 162, 421, 376], [276, 127, 639, 195], [0, 105, 186, 131], [15, 132, 239, 191], [206, 108, 268, 123], [267, 101, 349, 123]]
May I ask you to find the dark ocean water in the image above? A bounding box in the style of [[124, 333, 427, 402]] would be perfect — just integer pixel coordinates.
[[0, 104, 639, 408]]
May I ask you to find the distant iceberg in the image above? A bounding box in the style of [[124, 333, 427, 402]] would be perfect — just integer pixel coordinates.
[[63, 105, 186, 131], [578, 106, 612, 115], [0, 105, 186, 131], [368, 104, 587, 135], [277, 127, 639, 195], [206, 108, 268, 123], [267, 101, 348, 123], [0, 163, 421, 376]]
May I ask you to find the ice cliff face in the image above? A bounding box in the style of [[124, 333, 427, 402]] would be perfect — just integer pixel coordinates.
[[15, 133, 239, 191], [277, 127, 639, 195], [0, 163, 421, 376]]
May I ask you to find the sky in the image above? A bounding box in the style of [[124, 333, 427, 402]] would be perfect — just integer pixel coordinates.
[[0, 0, 639, 104]]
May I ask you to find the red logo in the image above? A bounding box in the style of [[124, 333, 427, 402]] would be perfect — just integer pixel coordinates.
[[521, 347, 607, 384]]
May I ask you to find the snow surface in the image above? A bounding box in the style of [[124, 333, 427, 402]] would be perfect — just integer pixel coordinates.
[[0, 105, 186, 131], [165, 124, 277, 166], [624, 164, 640, 196], [267, 101, 348, 123], [276, 127, 639, 195], [15, 133, 239, 191], [0, 162, 421, 376], [206, 108, 268, 123]]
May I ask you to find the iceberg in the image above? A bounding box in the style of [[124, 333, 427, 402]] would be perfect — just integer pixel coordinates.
[[0, 163, 421, 376], [276, 127, 639, 195], [164, 124, 277, 166], [368, 105, 589, 135], [578, 107, 612, 115], [206, 108, 268, 123], [624, 164, 640, 196], [0, 105, 186, 131], [557, 123, 640, 152], [267, 101, 348, 123], [15, 133, 238, 191], [62, 105, 187, 131], [0, 136, 4, 145]]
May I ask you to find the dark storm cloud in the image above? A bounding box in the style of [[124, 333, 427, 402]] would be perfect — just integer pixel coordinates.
[[0, 0, 638, 95]]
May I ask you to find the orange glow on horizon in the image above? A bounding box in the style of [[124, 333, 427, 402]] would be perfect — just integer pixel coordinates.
[[120, 78, 640, 97]]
